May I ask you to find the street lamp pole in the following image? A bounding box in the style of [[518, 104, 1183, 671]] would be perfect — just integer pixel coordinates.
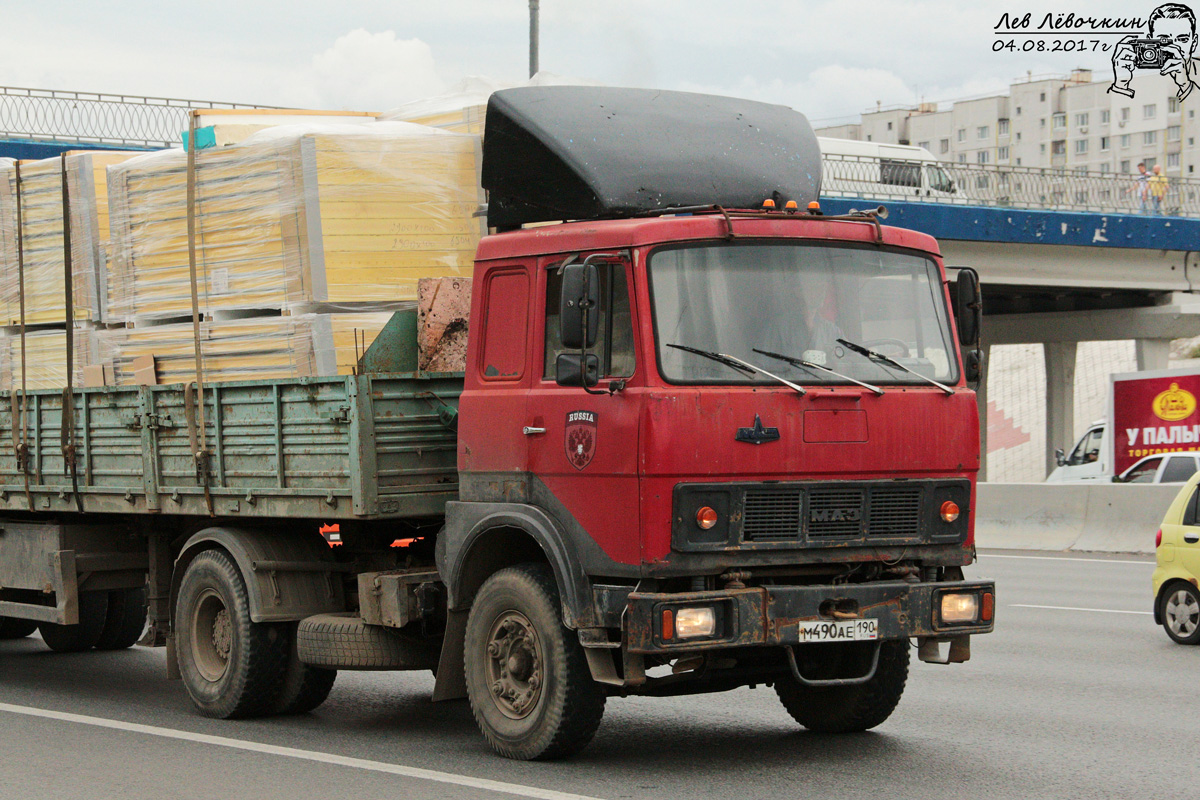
[[529, 0, 540, 78]]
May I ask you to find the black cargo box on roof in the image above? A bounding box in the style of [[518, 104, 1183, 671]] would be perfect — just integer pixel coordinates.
[[481, 86, 821, 228]]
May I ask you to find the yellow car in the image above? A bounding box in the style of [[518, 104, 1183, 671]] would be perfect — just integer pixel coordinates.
[[1154, 471, 1200, 644]]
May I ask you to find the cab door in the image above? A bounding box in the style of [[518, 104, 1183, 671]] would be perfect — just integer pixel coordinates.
[[524, 256, 643, 567]]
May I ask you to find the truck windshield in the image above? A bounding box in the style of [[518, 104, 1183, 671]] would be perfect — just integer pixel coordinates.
[[649, 241, 958, 386]]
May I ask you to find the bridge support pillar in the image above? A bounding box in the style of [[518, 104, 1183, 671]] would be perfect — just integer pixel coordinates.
[[1136, 338, 1172, 371], [1044, 341, 1077, 478]]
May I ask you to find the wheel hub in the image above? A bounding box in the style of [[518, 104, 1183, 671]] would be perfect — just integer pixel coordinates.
[[485, 612, 544, 720], [1167, 589, 1199, 637], [212, 609, 232, 660], [192, 588, 232, 682]]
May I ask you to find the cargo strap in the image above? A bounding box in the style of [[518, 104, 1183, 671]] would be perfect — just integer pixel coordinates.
[[185, 111, 214, 517], [59, 155, 83, 513], [12, 162, 31, 510], [184, 382, 213, 516]]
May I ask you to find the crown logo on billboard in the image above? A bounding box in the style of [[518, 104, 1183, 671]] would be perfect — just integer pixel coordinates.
[[1153, 382, 1197, 421]]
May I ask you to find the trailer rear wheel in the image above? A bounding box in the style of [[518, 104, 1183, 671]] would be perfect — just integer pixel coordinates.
[[95, 588, 148, 651], [0, 617, 38, 639], [775, 639, 910, 733], [176, 549, 288, 719], [464, 564, 605, 760], [38, 591, 109, 652], [272, 626, 337, 715]]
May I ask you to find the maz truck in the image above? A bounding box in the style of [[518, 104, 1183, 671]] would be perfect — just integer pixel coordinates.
[[0, 87, 994, 760]]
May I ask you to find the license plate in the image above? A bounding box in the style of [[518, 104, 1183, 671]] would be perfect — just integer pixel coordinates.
[[795, 618, 878, 642]]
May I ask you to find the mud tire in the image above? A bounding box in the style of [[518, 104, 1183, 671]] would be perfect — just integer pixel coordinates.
[[0, 617, 38, 640], [775, 640, 910, 733], [95, 587, 148, 651], [464, 563, 605, 760], [38, 591, 109, 652], [175, 549, 288, 719]]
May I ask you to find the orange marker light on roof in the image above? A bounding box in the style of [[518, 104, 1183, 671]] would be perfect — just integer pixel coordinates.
[[762, 198, 776, 209], [807, 201, 821, 212], [784, 200, 798, 213]]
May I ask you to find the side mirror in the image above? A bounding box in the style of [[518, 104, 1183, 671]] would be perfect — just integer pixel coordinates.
[[954, 268, 982, 348], [559, 263, 600, 350], [1055, 448, 1067, 467], [556, 353, 599, 388]]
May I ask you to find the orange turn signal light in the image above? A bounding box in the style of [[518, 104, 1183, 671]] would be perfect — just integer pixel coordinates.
[[981, 592, 995, 622], [662, 608, 675, 640], [940, 500, 960, 523], [696, 506, 718, 530], [762, 198, 776, 209]]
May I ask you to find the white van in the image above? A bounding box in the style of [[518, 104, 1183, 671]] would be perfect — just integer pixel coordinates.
[[818, 137, 958, 201]]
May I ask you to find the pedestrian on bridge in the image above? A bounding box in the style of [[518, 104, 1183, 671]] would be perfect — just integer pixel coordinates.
[[1150, 165, 1169, 214], [1129, 162, 1151, 213]]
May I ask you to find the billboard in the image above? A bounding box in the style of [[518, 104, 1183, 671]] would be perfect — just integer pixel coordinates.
[[1112, 369, 1200, 476]]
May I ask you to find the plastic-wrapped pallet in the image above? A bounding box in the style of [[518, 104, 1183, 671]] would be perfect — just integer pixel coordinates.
[[0, 328, 92, 391], [96, 312, 399, 385], [0, 152, 140, 325], [106, 122, 485, 322]]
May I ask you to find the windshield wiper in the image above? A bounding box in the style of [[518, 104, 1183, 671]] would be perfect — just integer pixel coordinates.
[[667, 344, 756, 376], [667, 344, 806, 395], [753, 348, 884, 395], [836, 338, 955, 395]]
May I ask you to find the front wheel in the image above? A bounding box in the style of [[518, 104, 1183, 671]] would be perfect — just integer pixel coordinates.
[[1162, 583, 1200, 644], [175, 549, 288, 719], [464, 564, 605, 760], [775, 640, 910, 733]]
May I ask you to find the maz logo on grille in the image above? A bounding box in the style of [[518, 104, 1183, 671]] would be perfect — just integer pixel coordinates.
[[810, 508, 862, 522]]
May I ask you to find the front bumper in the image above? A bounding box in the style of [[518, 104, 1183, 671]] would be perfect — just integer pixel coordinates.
[[624, 579, 995, 653]]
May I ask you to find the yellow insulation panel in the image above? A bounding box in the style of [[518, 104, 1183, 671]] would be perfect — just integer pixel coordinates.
[[0, 152, 140, 325], [107, 122, 485, 321], [97, 312, 398, 385], [0, 328, 92, 391]]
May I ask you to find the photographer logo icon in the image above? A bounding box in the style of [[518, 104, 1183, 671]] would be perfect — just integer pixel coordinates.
[[1111, 3, 1200, 99]]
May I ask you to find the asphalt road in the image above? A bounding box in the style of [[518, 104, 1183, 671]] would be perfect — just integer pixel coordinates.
[[0, 550, 1193, 800]]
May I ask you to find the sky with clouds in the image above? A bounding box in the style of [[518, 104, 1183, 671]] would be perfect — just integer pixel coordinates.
[[2, 1, 1175, 122]]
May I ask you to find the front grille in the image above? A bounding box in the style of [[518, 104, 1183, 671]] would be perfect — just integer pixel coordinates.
[[743, 490, 802, 540], [807, 488, 865, 538], [868, 487, 922, 537]]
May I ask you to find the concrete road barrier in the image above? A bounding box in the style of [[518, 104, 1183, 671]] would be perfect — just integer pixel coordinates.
[[975, 483, 1181, 554]]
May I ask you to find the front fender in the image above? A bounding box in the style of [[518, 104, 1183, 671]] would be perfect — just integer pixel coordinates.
[[439, 502, 596, 628]]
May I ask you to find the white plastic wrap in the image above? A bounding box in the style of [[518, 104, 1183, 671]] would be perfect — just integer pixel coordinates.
[[106, 121, 485, 322]]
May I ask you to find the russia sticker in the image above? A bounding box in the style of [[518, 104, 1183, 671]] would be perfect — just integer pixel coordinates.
[[565, 410, 597, 470]]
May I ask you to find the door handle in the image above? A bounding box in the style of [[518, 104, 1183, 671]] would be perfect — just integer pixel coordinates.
[[522, 427, 546, 435], [1185, 531, 1199, 543]]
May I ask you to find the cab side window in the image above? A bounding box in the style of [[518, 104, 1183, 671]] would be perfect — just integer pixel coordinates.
[[1067, 427, 1103, 466], [543, 262, 636, 379]]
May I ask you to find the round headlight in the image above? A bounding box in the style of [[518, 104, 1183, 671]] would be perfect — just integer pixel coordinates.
[[696, 506, 718, 530], [940, 500, 960, 523]]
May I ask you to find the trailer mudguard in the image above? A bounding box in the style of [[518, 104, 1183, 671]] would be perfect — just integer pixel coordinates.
[[171, 527, 345, 625]]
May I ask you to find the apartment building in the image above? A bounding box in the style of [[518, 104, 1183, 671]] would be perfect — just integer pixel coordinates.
[[817, 68, 1197, 182]]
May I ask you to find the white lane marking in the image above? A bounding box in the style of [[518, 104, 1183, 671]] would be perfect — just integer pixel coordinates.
[[981, 554, 1154, 566], [0, 702, 603, 800], [1010, 604, 1153, 616]]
